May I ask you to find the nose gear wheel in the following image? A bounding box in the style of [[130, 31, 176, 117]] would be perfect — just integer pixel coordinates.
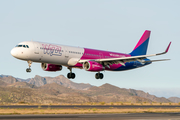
[[26, 68, 31, 72], [26, 60, 32, 73]]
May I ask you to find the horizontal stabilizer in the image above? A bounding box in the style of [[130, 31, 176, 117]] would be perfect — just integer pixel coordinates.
[[143, 59, 170, 63]]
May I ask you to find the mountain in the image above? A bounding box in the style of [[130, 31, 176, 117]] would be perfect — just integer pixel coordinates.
[[86, 83, 134, 96], [0, 82, 168, 104], [0, 75, 10, 78], [37, 83, 94, 103], [7, 82, 37, 88], [0, 75, 31, 83], [0, 75, 175, 104], [128, 89, 171, 103], [0, 79, 9, 86], [168, 97, 180, 103], [16, 78, 31, 82], [37, 83, 75, 95], [0, 82, 93, 104], [28, 75, 92, 90], [0, 76, 18, 84], [83, 83, 152, 103], [0, 75, 92, 90], [0, 86, 55, 104]]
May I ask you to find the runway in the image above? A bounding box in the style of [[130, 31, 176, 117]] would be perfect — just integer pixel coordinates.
[[0, 113, 180, 120], [0, 105, 180, 109]]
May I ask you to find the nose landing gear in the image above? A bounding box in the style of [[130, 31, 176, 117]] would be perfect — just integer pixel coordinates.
[[26, 68, 31, 72], [26, 60, 32, 73]]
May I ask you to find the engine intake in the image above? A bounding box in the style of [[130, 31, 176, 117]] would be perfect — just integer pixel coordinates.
[[41, 63, 62, 71], [83, 61, 104, 71]]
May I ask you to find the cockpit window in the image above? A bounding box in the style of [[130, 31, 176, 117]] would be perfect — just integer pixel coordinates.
[[15, 44, 29, 48], [16, 45, 23, 47]]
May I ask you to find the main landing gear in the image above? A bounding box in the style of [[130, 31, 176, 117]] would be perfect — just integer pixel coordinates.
[[67, 67, 75, 79], [66, 67, 104, 79], [26, 60, 32, 73], [95, 72, 104, 79]]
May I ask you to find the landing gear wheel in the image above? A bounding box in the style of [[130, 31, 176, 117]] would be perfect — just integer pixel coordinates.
[[71, 73, 75, 79], [95, 73, 99, 79], [26, 60, 32, 73], [67, 73, 76, 79], [26, 68, 31, 73], [95, 73, 104, 79], [99, 73, 103, 79], [67, 67, 76, 79], [67, 73, 70, 79]]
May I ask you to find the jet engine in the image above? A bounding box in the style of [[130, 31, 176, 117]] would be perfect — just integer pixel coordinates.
[[41, 63, 62, 71], [83, 61, 104, 71]]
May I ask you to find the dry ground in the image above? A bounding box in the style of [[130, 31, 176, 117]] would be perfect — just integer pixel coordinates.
[[0, 108, 180, 115], [1, 102, 180, 106]]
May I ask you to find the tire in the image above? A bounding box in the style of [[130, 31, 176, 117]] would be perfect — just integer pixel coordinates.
[[95, 73, 99, 79], [100, 73, 104, 79], [72, 73, 76, 79], [26, 68, 31, 73], [67, 73, 71, 79]]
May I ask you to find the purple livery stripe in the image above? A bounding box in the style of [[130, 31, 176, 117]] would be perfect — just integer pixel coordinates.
[[133, 30, 151, 50], [75, 48, 131, 70], [130, 30, 151, 56]]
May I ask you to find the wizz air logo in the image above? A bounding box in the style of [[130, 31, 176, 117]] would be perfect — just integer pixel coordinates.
[[42, 44, 62, 56]]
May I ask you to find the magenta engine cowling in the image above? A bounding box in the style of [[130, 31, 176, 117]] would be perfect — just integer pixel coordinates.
[[83, 61, 104, 71], [41, 63, 62, 71]]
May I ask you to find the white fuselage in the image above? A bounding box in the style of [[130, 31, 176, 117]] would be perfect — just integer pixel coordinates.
[[11, 41, 84, 67]]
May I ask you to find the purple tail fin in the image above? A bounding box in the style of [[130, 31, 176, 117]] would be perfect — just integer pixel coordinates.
[[130, 30, 151, 56]]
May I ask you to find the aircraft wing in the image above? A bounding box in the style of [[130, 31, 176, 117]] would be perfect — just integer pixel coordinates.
[[79, 42, 171, 66]]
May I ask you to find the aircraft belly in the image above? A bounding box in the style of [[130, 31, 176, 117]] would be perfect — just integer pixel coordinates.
[[40, 54, 67, 65], [112, 62, 151, 71]]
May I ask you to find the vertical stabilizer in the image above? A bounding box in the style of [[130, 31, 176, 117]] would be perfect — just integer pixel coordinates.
[[130, 30, 151, 56]]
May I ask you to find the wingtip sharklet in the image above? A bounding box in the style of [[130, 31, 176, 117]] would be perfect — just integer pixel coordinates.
[[165, 42, 171, 53], [156, 42, 171, 55]]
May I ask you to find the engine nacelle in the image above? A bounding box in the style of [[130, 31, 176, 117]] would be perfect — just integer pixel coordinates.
[[83, 61, 104, 71], [41, 63, 62, 71]]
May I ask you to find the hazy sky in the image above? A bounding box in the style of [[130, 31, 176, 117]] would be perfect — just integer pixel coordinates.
[[0, 0, 179, 98]]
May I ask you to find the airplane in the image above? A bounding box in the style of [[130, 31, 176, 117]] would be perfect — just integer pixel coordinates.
[[11, 30, 171, 79]]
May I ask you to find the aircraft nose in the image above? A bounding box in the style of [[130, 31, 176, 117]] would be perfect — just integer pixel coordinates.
[[11, 48, 18, 57]]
